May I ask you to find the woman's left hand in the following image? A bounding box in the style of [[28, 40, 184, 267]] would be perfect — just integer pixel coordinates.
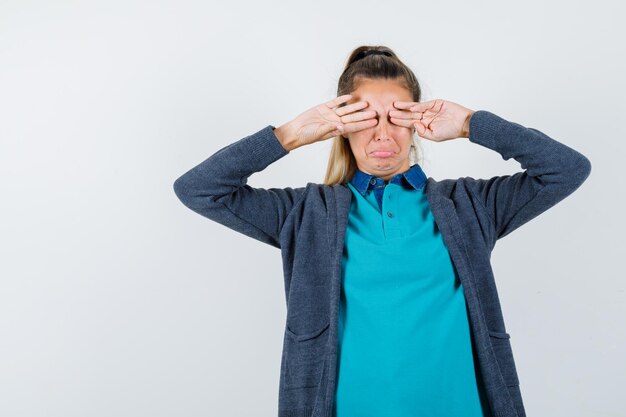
[[389, 99, 475, 142]]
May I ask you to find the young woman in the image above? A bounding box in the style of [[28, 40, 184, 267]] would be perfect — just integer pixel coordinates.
[[173, 46, 591, 417]]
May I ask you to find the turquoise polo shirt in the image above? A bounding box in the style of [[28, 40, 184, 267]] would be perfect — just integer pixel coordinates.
[[335, 163, 491, 417]]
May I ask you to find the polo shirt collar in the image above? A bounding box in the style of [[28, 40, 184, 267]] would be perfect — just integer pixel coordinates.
[[349, 163, 427, 196]]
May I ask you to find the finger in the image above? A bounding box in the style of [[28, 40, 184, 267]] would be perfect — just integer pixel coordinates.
[[321, 122, 343, 139], [326, 94, 353, 109], [389, 117, 415, 128], [392, 101, 419, 110], [414, 121, 429, 138], [409, 100, 441, 113], [388, 109, 421, 121], [344, 118, 378, 133], [335, 100, 370, 116], [393, 99, 438, 112], [340, 109, 377, 124]]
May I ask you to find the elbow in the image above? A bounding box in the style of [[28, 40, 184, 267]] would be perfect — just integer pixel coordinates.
[[173, 176, 194, 207], [173, 175, 222, 213], [570, 153, 592, 187], [557, 152, 591, 195]]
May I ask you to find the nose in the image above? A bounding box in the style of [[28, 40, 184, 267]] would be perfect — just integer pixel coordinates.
[[373, 110, 392, 140]]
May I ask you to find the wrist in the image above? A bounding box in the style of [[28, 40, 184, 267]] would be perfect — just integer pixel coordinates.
[[461, 110, 475, 139], [273, 123, 300, 151]]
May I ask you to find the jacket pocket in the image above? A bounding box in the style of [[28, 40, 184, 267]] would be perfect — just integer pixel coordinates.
[[283, 322, 330, 390], [488, 330, 520, 387]]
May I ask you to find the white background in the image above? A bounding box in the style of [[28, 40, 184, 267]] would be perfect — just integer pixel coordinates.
[[1, 1, 624, 416]]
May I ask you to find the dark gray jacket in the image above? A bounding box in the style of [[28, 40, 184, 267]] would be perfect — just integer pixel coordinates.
[[173, 110, 591, 417]]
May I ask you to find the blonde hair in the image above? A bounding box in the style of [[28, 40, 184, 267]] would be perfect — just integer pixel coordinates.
[[323, 45, 423, 186]]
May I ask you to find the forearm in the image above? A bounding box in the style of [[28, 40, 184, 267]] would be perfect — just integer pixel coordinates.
[[173, 124, 290, 208], [172, 124, 306, 248], [468, 110, 591, 188], [464, 110, 591, 241]]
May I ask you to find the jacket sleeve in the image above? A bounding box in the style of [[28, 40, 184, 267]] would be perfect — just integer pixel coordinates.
[[464, 110, 592, 242], [172, 124, 307, 249]]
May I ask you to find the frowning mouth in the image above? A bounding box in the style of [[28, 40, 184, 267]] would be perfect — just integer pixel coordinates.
[[369, 151, 395, 158]]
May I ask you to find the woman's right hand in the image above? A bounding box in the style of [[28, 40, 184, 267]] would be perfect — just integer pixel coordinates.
[[274, 94, 378, 150]]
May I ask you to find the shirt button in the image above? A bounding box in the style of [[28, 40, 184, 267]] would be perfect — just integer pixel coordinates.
[[370, 178, 376, 185], [387, 211, 394, 218]]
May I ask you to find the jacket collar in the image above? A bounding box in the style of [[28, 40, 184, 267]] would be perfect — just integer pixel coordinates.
[[348, 163, 427, 196]]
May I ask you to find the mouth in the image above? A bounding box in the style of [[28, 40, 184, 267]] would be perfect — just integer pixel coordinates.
[[369, 151, 395, 158]]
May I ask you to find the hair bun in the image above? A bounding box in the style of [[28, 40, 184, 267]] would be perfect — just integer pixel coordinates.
[[354, 49, 392, 63]]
